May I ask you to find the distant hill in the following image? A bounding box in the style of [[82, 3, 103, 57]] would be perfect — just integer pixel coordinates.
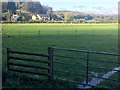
[[54, 10, 117, 17], [2, 2, 8, 13], [2, 2, 52, 15], [17, 2, 46, 14], [54, 10, 117, 21], [54, 10, 83, 15]]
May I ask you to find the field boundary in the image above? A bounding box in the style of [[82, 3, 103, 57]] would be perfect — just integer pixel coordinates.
[[52, 47, 120, 89], [6, 47, 120, 89], [7, 48, 53, 79]]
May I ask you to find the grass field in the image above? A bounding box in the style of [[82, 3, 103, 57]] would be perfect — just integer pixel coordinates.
[[2, 23, 119, 88]]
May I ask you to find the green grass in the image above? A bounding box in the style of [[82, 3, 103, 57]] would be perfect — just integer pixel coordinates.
[[2, 23, 119, 88]]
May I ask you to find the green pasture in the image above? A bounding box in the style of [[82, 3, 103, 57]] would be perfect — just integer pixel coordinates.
[[2, 23, 119, 88], [2, 23, 118, 51]]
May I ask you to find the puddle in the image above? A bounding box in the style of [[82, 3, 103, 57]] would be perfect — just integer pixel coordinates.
[[78, 66, 120, 89]]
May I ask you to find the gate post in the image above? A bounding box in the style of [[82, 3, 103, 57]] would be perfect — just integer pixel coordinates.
[[48, 47, 54, 79]]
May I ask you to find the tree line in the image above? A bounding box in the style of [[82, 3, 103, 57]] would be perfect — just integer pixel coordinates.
[[2, 2, 118, 23]]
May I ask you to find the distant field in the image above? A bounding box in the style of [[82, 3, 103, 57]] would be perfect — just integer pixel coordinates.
[[2, 23, 119, 88], [2, 23, 118, 52]]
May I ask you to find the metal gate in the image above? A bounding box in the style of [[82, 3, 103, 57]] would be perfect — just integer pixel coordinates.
[[52, 47, 120, 89], [7, 47, 120, 89]]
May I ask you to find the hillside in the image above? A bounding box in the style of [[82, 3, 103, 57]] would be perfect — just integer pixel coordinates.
[[2, 2, 52, 14]]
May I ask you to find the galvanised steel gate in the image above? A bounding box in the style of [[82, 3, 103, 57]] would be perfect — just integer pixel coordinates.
[[52, 47, 120, 89], [7, 47, 120, 89]]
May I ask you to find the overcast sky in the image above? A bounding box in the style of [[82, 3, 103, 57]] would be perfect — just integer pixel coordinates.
[[39, 0, 119, 15]]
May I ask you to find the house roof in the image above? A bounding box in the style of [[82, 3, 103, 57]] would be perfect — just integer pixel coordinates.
[[39, 14, 48, 17], [32, 14, 48, 17]]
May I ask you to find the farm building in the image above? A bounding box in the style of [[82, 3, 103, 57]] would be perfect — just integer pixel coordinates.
[[12, 14, 19, 21], [32, 14, 49, 21]]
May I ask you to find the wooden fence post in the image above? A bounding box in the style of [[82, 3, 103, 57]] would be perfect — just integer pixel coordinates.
[[58, 30, 60, 36], [86, 52, 89, 85], [75, 29, 77, 35], [38, 30, 40, 37], [7, 48, 10, 70], [19, 30, 20, 37], [48, 47, 54, 79]]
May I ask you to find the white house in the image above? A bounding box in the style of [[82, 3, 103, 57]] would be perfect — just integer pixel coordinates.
[[12, 14, 19, 21], [32, 14, 49, 21]]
